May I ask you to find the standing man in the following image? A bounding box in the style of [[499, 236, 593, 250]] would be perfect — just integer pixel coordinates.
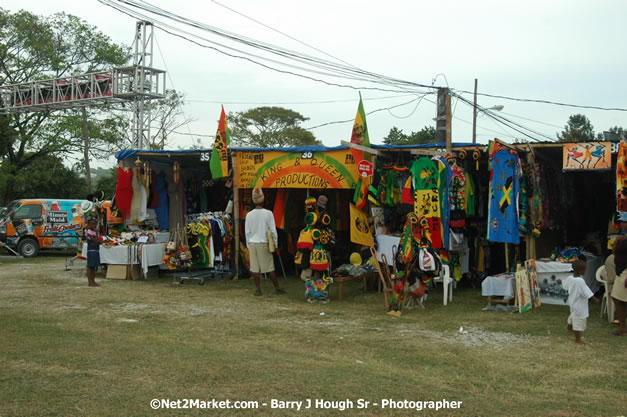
[[245, 187, 286, 296]]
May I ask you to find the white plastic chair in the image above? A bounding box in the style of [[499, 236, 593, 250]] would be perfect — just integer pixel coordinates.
[[595, 265, 614, 323], [434, 264, 453, 306]]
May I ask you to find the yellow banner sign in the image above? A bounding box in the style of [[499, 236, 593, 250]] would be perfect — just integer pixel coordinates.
[[236, 150, 359, 189], [562, 142, 611, 170]]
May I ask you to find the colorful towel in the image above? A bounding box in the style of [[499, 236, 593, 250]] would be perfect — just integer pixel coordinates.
[[488, 150, 520, 244]]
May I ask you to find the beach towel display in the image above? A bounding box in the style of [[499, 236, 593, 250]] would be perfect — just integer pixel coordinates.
[[411, 157, 443, 248], [488, 149, 520, 244]]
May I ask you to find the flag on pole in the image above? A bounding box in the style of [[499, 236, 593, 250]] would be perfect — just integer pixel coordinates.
[[210, 106, 231, 178], [349, 93, 370, 165], [350, 94, 371, 208]]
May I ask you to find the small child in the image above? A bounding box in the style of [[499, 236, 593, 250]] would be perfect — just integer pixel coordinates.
[[557, 259, 600, 345]]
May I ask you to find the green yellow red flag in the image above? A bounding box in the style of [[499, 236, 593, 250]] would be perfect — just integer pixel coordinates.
[[349, 93, 370, 165], [210, 106, 231, 178]]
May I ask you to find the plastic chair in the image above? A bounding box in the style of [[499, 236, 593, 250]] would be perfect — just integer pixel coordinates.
[[595, 265, 614, 323], [434, 264, 453, 306]]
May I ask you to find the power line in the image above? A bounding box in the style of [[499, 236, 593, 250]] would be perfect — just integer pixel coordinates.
[[186, 93, 416, 105]]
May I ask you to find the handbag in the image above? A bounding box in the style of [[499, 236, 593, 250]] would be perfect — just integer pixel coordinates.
[[267, 229, 275, 253]]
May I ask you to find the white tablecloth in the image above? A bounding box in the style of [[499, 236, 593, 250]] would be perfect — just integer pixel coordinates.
[[83, 243, 164, 277], [481, 273, 516, 300], [535, 257, 602, 293], [376, 235, 401, 266]]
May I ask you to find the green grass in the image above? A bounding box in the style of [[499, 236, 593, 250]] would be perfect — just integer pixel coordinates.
[[0, 257, 625, 417]]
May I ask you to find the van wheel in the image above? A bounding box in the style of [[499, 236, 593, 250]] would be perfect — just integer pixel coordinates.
[[18, 238, 39, 258]]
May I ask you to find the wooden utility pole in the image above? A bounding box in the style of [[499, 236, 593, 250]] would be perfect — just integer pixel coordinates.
[[472, 78, 478, 144], [445, 94, 452, 154], [82, 107, 92, 194]]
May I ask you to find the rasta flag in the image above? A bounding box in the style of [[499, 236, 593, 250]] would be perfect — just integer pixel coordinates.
[[349, 203, 374, 247], [350, 94, 371, 209], [488, 149, 520, 244], [210, 106, 230, 179], [349, 93, 370, 166], [410, 157, 443, 249]]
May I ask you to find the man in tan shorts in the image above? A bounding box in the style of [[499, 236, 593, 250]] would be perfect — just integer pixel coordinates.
[[245, 187, 286, 296]]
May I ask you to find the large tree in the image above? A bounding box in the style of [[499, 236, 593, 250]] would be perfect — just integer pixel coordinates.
[[228, 106, 321, 148], [0, 9, 130, 204], [557, 114, 596, 142], [0, 154, 87, 200], [383, 126, 437, 145]]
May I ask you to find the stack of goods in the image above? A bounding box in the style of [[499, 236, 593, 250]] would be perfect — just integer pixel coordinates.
[[162, 228, 193, 270]]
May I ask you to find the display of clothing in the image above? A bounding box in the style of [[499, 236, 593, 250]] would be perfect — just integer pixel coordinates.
[[154, 171, 169, 230], [488, 149, 520, 244], [115, 166, 134, 218]]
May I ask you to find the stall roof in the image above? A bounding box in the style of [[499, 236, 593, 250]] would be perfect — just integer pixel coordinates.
[[115, 142, 481, 162]]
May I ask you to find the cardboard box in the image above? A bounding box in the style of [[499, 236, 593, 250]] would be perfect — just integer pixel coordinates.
[[106, 265, 128, 280], [105, 264, 142, 280]]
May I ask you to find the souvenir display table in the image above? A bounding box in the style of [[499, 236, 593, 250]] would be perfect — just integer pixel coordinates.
[[376, 234, 401, 266], [83, 242, 165, 277], [535, 257, 602, 293], [481, 273, 515, 305]]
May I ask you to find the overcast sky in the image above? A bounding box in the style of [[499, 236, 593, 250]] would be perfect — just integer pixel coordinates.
[[4, 0, 627, 155]]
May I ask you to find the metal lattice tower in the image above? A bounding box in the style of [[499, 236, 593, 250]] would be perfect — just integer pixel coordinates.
[[0, 21, 166, 149]]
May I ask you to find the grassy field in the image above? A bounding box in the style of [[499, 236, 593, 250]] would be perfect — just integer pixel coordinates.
[[0, 256, 625, 417]]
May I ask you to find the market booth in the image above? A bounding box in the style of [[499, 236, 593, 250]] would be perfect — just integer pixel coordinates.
[[95, 149, 234, 279], [231, 145, 360, 279]]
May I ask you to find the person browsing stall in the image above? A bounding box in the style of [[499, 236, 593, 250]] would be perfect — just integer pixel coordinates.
[[245, 187, 286, 297], [557, 259, 599, 344]]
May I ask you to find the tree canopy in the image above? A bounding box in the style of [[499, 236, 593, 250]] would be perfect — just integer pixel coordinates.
[[382, 126, 437, 145], [228, 106, 321, 148], [557, 114, 596, 142], [0, 8, 130, 204], [0, 154, 87, 201]]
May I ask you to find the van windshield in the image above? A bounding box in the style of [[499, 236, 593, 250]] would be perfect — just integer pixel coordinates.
[[4, 201, 20, 218]]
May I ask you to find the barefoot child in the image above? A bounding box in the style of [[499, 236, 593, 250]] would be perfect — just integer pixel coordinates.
[[557, 259, 599, 344]]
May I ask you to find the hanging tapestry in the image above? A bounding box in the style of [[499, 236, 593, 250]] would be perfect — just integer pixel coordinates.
[[411, 157, 443, 248], [449, 164, 466, 230], [563, 142, 610, 171], [349, 203, 374, 247], [435, 158, 451, 250], [488, 150, 520, 244], [617, 141, 627, 220]]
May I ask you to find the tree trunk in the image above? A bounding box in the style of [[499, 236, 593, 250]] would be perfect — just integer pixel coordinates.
[[82, 108, 92, 194]]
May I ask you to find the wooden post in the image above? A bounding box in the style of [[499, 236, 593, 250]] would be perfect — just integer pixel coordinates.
[[231, 153, 240, 279], [472, 78, 478, 144], [505, 243, 510, 272]]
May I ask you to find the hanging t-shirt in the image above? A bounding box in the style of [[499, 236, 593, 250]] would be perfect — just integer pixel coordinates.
[[488, 150, 520, 244]]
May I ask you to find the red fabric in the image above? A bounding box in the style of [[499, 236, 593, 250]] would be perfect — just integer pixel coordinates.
[[115, 167, 134, 217], [149, 180, 159, 209]]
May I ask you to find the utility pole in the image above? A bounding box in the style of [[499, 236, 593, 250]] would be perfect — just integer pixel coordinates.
[[472, 78, 478, 144], [436, 88, 452, 154], [436, 88, 447, 143]]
